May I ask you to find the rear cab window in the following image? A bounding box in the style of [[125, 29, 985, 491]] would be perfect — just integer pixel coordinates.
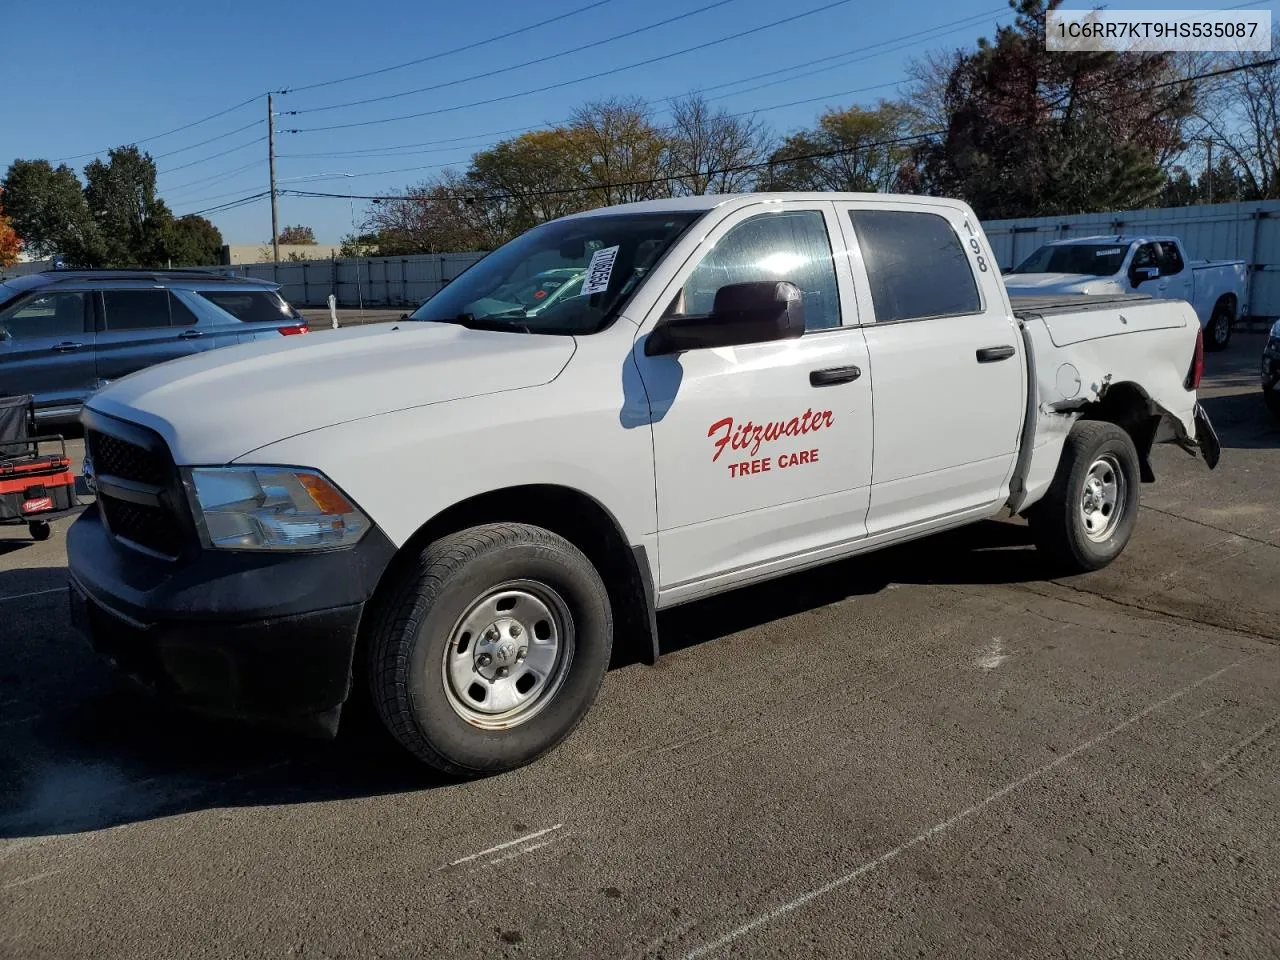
[[847, 209, 982, 322], [196, 290, 298, 323]]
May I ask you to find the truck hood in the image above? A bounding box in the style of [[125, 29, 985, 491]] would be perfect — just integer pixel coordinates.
[[1003, 273, 1124, 296], [86, 321, 577, 464]]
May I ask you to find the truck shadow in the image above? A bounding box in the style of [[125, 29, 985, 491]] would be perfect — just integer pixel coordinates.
[[1198, 391, 1279, 450], [0, 520, 1045, 839]]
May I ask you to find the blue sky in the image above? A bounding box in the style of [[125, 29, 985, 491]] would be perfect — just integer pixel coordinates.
[[3, 0, 1275, 245]]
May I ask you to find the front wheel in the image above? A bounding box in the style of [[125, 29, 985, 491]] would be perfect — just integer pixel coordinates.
[[1205, 302, 1233, 352], [367, 523, 613, 776], [1027, 421, 1141, 574]]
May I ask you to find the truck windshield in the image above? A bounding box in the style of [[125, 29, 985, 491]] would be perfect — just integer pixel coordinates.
[[1009, 243, 1130, 277], [407, 211, 704, 335]]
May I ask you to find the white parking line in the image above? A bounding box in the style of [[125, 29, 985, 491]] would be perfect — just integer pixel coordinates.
[[446, 824, 564, 868], [0, 587, 66, 604], [681, 658, 1246, 959]]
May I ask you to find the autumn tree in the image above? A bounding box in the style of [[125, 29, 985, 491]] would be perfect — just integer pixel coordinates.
[[277, 224, 317, 244], [762, 101, 918, 193], [566, 97, 668, 206], [0, 188, 20, 267], [918, 0, 1196, 218]]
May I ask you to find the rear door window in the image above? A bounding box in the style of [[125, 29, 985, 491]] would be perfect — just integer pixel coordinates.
[[1157, 242, 1184, 275], [0, 292, 88, 340], [101, 290, 173, 330], [197, 290, 295, 323], [848, 209, 981, 322]]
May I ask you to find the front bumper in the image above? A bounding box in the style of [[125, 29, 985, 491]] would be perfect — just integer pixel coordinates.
[[66, 503, 396, 736]]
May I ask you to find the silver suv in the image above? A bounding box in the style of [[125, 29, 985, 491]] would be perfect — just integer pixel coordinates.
[[0, 270, 309, 425]]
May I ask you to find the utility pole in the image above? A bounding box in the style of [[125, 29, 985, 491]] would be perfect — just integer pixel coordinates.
[[1205, 137, 1214, 205], [268, 93, 280, 263]]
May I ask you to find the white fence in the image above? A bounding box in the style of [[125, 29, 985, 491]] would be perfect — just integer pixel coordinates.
[[229, 252, 488, 308], [983, 199, 1280, 321]]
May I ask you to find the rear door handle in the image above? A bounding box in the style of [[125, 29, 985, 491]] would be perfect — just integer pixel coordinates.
[[178, 329, 204, 339], [52, 341, 84, 352], [976, 345, 1016, 363], [809, 365, 862, 387]]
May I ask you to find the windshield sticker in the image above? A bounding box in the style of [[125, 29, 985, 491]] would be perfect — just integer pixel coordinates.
[[1096, 248, 1122, 256], [581, 245, 620, 296], [708, 410, 833, 478]]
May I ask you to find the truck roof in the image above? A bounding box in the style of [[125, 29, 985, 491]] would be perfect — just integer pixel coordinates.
[[1043, 235, 1175, 247], [560, 192, 976, 220]]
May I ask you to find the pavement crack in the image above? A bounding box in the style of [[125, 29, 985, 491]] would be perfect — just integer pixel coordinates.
[[1141, 504, 1280, 550]]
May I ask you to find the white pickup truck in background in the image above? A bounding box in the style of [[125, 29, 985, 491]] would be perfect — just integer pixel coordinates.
[[66, 192, 1221, 777], [1002, 235, 1248, 352]]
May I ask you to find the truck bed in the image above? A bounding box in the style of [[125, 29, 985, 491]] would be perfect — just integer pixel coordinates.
[[1009, 292, 1157, 319]]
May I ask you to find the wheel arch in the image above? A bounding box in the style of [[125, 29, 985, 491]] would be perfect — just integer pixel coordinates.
[[355, 484, 658, 699], [1076, 380, 1163, 483]]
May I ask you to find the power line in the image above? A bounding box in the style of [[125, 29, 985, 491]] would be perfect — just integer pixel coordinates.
[[150, 120, 265, 161], [288, 0, 743, 115], [280, 0, 619, 95], [157, 135, 268, 176], [179, 191, 273, 218], [286, 0, 861, 133], [55, 94, 265, 162], [163, 160, 265, 196]]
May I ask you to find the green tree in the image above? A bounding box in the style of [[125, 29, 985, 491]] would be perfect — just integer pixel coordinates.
[[164, 214, 224, 266], [83, 146, 173, 266], [762, 101, 916, 193], [0, 159, 103, 264], [918, 0, 1195, 218]]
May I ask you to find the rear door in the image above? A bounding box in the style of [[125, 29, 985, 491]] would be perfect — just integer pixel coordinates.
[[833, 201, 1026, 536], [0, 289, 96, 419], [93, 288, 207, 389]]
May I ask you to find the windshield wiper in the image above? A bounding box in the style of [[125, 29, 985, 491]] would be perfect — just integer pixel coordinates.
[[450, 312, 534, 334]]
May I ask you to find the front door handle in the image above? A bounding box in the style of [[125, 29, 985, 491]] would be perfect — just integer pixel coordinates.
[[810, 365, 862, 387], [52, 341, 84, 352], [178, 329, 204, 339], [976, 345, 1016, 363]]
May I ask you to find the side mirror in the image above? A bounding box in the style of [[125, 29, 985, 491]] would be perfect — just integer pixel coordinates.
[[645, 281, 805, 356], [1130, 265, 1159, 286]]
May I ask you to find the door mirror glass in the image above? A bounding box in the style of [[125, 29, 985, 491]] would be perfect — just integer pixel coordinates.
[[645, 281, 805, 356], [1130, 265, 1159, 285]]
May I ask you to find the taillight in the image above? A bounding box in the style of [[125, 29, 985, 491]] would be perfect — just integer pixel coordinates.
[[1185, 326, 1204, 390], [278, 323, 309, 336]]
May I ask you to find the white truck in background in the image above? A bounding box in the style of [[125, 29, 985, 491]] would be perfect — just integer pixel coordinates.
[[1002, 235, 1248, 352], [66, 193, 1221, 777]]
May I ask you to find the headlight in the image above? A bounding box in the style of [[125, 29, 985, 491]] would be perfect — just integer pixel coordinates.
[[186, 466, 369, 551]]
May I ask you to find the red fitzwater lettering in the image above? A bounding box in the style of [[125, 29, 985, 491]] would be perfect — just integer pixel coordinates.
[[707, 409, 834, 462]]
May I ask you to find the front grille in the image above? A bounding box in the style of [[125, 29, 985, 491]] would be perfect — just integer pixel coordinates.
[[86, 423, 190, 558], [87, 430, 170, 486], [99, 498, 186, 558]]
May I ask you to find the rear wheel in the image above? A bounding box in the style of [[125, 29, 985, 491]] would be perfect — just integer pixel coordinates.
[[368, 523, 613, 777], [1204, 301, 1233, 352], [1028, 421, 1141, 574], [28, 520, 51, 542]]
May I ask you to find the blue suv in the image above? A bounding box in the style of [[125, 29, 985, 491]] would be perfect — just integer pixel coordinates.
[[0, 270, 310, 425]]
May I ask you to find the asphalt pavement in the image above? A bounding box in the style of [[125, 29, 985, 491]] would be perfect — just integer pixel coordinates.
[[2, 335, 1278, 960]]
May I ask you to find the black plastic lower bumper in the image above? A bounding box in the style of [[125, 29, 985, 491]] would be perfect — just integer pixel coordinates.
[[66, 503, 397, 736]]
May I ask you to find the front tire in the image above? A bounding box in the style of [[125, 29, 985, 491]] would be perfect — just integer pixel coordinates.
[[1028, 421, 1141, 574], [368, 523, 613, 777], [1204, 302, 1233, 352]]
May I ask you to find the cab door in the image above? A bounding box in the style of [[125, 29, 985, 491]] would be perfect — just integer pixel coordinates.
[[1154, 241, 1193, 304], [0, 289, 96, 420], [832, 201, 1026, 535], [631, 201, 874, 596]]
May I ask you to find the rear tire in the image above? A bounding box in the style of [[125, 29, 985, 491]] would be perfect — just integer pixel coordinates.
[[1028, 421, 1141, 574], [1204, 301, 1233, 352], [28, 520, 51, 542], [368, 522, 613, 777]]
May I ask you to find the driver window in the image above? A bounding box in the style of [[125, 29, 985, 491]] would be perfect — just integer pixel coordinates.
[[0, 292, 88, 341], [666, 210, 841, 331], [1132, 244, 1158, 272]]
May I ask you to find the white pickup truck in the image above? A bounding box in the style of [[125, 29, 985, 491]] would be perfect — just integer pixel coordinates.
[[1002, 235, 1248, 352], [66, 193, 1220, 776]]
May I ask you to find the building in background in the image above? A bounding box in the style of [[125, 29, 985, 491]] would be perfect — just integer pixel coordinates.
[[219, 244, 343, 265]]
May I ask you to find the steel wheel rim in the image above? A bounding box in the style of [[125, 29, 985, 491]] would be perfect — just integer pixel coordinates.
[[440, 579, 575, 730], [1079, 454, 1125, 543], [1214, 313, 1229, 342]]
